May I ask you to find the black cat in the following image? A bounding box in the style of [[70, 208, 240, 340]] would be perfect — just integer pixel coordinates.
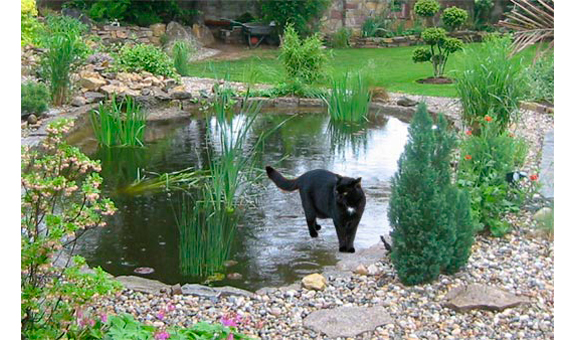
[[266, 166, 366, 253]]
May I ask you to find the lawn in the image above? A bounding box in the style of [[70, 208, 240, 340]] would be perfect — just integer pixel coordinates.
[[189, 44, 539, 98]]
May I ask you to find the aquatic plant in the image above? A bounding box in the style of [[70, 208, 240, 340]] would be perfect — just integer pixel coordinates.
[[323, 72, 371, 123], [90, 95, 147, 147]]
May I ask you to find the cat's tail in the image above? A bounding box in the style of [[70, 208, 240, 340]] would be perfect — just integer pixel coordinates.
[[266, 166, 299, 191]]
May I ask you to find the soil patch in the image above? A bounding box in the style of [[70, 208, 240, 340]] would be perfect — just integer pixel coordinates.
[[416, 77, 455, 84]]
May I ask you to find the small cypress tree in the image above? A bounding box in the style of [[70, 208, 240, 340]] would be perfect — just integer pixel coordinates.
[[388, 103, 474, 285]]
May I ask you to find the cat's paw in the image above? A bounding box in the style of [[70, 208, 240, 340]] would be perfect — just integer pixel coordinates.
[[315, 224, 321, 231], [348, 247, 355, 253], [309, 230, 318, 238], [339, 246, 346, 252]]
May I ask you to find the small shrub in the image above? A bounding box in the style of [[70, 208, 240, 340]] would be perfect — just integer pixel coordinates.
[[323, 72, 371, 123], [442, 6, 469, 31], [388, 104, 475, 285], [331, 27, 352, 48], [21, 81, 50, 116], [414, 0, 440, 25], [455, 35, 528, 132], [117, 43, 178, 78], [412, 28, 463, 78], [90, 95, 147, 147], [457, 115, 529, 237], [362, 17, 386, 37], [527, 52, 554, 105], [172, 40, 195, 76], [279, 23, 328, 84], [21, 119, 121, 339]]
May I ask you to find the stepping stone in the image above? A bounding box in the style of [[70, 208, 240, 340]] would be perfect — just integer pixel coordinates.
[[444, 284, 530, 312], [303, 306, 393, 338], [115, 275, 171, 295]]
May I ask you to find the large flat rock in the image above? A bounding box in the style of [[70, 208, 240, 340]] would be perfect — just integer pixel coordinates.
[[444, 284, 530, 312], [115, 275, 171, 295], [181, 284, 254, 299], [303, 306, 393, 338]]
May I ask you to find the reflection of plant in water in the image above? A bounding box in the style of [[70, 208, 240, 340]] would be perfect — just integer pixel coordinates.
[[328, 120, 370, 158], [95, 146, 147, 192]]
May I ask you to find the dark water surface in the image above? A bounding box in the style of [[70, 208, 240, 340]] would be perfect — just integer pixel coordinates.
[[73, 112, 409, 291]]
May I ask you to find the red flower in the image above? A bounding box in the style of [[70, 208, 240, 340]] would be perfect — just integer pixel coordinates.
[[484, 115, 493, 122], [465, 130, 472, 136], [530, 174, 539, 181], [465, 155, 472, 160]]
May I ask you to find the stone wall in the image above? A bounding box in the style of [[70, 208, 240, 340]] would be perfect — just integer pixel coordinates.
[[195, 0, 259, 22], [351, 29, 486, 48], [92, 25, 162, 46]]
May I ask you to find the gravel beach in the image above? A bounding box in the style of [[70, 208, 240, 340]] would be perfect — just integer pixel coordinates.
[[87, 102, 554, 339]]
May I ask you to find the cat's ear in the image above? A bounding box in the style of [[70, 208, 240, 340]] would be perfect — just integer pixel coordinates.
[[353, 177, 362, 186]]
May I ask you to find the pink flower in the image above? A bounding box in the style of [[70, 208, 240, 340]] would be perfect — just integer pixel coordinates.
[[154, 331, 170, 340], [100, 313, 108, 323], [221, 316, 238, 327], [157, 311, 165, 320]]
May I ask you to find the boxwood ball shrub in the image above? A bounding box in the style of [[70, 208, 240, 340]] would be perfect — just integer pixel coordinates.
[[21, 81, 50, 116], [117, 43, 178, 79], [414, 0, 441, 18], [388, 104, 474, 285], [442, 6, 469, 31], [412, 28, 463, 78]]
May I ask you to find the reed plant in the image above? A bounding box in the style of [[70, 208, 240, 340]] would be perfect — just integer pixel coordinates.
[[323, 72, 371, 123], [172, 40, 194, 76], [90, 96, 147, 147], [455, 35, 528, 132]]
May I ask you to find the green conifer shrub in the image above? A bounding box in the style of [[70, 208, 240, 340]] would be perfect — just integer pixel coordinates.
[[388, 103, 475, 285]]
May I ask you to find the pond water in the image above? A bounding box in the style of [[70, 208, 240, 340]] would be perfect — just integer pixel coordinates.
[[73, 111, 409, 291]]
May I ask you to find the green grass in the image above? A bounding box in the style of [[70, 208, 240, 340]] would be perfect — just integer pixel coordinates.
[[190, 44, 540, 97], [90, 96, 147, 147]]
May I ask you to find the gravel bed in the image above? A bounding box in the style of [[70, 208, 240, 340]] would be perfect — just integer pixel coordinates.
[[87, 106, 554, 339]]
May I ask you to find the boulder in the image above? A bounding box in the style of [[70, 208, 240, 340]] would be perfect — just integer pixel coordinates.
[[79, 77, 107, 91], [166, 21, 197, 48], [71, 96, 87, 107], [444, 284, 531, 312], [150, 23, 167, 37], [84, 91, 106, 104], [115, 275, 171, 295], [192, 23, 215, 46], [533, 207, 553, 222], [303, 306, 393, 337], [170, 85, 191, 100], [302, 273, 327, 291], [354, 264, 369, 275], [397, 96, 418, 107]]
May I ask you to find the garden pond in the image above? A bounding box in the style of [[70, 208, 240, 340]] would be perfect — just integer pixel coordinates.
[[69, 110, 410, 291]]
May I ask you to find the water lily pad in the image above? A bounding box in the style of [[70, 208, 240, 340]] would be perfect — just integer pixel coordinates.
[[134, 267, 155, 275], [224, 260, 238, 267]]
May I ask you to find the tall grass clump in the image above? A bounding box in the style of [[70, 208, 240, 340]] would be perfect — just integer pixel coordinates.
[[172, 40, 195, 76], [40, 16, 89, 106], [331, 27, 352, 48], [455, 35, 528, 132], [323, 72, 371, 123], [279, 23, 328, 84], [90, 96, 147, 147]]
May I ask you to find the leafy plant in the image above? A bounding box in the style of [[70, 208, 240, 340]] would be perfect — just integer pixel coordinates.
[[21, 119, 121, 339], [21, 81, 50, 116], [442, 6, 469, 31], [90, 95, 147, 147], [259, 0, 330, 37], [388, 104, 475, 285], [457, 115, 529, 237], [455, 34, 528, 132], [331, 27, 352, 48], [172, 40, 195, 76], [117, 43, 178, 79], [21, 0, 44, 46], [412, 28, 463, 78], [527, 52, 554, 104], [361, 17, 387, 38], [322, 72, 371, 123], [252, 80, 325, 98], [279, 23, 328, 84]]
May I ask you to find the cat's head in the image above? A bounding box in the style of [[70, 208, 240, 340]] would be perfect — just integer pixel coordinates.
[[335, 176, 363, 207]]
